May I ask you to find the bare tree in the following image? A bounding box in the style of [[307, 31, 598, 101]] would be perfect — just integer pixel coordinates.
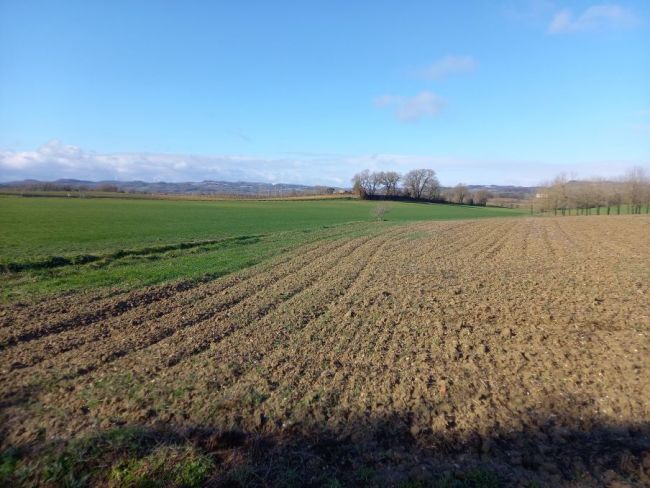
[[371, 204, 391, 221], [357, 166, 650, 214], [591, 180, 606, 215], [403, 169, 439, 200], [451, 183, 469, 204], [549, 174, 569, 215], [472, 189, 492, 206], [351, 170, 371, 198], [536, 169, 650, 216], [573, 182, 592, 215], [423, 176, 441, 200], [378, 171, 401, 196], [368, 171, 382, 197], [352, 169, 383, 198], [607, 182, 624, 215], [624, 167, 647, 214]]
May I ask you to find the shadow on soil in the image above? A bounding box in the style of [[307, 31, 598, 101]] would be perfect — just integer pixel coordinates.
[[2, 413, 649, 487]]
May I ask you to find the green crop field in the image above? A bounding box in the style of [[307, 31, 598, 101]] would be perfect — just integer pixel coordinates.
[[0, 195, 523, 302]]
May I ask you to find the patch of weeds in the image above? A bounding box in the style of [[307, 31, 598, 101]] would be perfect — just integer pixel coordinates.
[[178, 456, 213, 487], [244, 388, 268, 407], [109, 445, 213, 488], [170, 387, 186, 399], [39, 427, 148, 485], [42, 453, 91, 487], [17, 426, 215, 487], [0, 448, 21, 484]]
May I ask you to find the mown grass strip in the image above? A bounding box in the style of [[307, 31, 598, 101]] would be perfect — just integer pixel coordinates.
[[0, 235, 263, 273]]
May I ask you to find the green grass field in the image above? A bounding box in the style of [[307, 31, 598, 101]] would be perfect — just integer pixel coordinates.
[[0, 195, 523, 302]]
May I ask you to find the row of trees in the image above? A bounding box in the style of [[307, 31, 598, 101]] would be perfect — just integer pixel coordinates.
[[536, 167, 650, 215], [15, 182, 122, 192], [351, 169, 493, 205]]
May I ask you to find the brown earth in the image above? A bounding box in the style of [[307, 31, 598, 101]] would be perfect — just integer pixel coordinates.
[[1, 216, 649, 487]]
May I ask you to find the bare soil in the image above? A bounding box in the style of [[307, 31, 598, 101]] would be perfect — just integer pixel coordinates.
[[1, 216, 649, 487]]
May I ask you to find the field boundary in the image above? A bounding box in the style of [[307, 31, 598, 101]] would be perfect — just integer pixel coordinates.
[[0, 235, 264, 273]]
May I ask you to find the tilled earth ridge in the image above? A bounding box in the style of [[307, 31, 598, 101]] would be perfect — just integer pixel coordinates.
[[1, 216, 649, 486]]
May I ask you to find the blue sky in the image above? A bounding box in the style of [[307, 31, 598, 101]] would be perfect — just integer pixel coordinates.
[[1, 0, 649, 186]]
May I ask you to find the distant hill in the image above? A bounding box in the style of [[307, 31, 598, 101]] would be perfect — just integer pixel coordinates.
[[0, 179, 537, 199], [0, 178, 342, 196], [464, 184, 537, 199]]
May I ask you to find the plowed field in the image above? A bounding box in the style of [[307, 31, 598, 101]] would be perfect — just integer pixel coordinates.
[[1, 216, 649, 487]]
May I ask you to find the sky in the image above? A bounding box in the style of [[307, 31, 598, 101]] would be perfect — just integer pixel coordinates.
[[1, 0, 649, 186]]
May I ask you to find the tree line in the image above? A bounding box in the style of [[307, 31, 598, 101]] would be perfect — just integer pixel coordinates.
[[535, 167, 650, 215], [351, 169, 493, 205]]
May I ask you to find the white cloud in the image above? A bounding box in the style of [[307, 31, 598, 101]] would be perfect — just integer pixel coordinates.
[[0, 140, 343, 185], [419, 55, 477, 80], [548, 4, 639, 33], [374, 91, 445, 122], [1, 140, 647, 187]]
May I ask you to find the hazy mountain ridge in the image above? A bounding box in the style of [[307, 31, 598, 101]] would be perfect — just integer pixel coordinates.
[[0, 179, 537, 197], [0, 178, 332, 196]]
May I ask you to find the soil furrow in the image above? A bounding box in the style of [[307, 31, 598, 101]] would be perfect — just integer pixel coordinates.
[[2, 216, 649, 488], [0, 236, 377, 399], [0, 235, 360, 368], [0, 223, 371, 342]]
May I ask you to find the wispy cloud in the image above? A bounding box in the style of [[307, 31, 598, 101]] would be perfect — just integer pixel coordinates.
[[374, 91, 445, 123], [418, 55, 477, 80], [1, 140, 647, 187], [548, 4, 639, 33]]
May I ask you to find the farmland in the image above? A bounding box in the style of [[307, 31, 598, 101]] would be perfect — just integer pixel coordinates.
[[0, 196, 522, 302], [1, 214, 649, 486]]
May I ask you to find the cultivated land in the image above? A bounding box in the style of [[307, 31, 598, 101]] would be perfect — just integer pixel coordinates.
[[1, 216, 649, 487], [0, 196, 522, 302]]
